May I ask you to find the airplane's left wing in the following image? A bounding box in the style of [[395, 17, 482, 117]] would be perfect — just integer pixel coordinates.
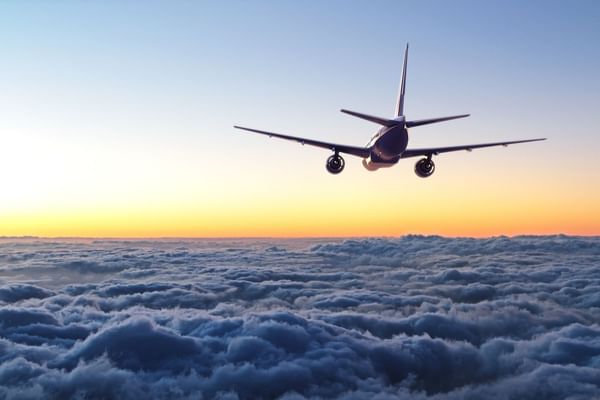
[[401, 138, 546, 158], [234, 126, 371, 158]]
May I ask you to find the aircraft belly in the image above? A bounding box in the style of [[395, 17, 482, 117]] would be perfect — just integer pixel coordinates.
[[363, 146, 401, 171], [362, 156, 397, 171]]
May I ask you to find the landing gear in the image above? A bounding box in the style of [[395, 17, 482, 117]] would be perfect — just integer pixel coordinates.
[[415, 157, 435, 178], [326, 153, 345, 174]]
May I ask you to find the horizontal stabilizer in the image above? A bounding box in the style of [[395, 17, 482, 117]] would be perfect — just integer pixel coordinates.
[[340, 109, 398, 127], [406, 114, 470, 128]]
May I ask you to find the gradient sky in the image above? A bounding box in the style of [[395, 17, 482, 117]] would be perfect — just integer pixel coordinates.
[[1, 0, 599, 237]]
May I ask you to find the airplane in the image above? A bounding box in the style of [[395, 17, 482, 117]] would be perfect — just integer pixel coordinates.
[[234, 44, 545, 177]]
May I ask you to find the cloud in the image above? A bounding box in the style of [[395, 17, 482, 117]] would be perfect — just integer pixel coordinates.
[[0, 308, 58, 329], [0, 284, 53, 303], [55, 317, 202, 372], [0, 236, 599, 399]]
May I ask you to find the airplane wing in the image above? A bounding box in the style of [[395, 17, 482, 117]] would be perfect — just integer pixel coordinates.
[[401, 138, 546, 158], [234, 125, 371, 158]]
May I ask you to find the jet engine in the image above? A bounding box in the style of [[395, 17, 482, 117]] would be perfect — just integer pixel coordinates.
[[326, 154, 345, 174], [415, 157, 435, 178]]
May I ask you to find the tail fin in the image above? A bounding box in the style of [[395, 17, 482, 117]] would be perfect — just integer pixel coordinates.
[[395, 43, 409, 117]]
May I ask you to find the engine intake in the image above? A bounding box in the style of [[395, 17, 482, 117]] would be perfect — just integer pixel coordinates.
[[326, 154, 345, 174], [415, 158, 435, 178]]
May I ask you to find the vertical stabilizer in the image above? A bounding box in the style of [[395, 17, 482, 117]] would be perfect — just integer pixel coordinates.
[[395, 43, 409, 117]]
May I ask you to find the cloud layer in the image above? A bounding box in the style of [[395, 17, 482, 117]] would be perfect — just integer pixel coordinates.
[[0, 236, 599, 399]]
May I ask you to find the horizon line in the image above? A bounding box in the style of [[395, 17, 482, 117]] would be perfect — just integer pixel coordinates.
[[1, 233, 598, 241]]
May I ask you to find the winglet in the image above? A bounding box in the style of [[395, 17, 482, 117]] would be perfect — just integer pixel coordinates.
[[395, 43, 409, 117]]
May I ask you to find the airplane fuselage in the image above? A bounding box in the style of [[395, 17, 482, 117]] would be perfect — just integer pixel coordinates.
[[363, 122, 408, 170], [372, 125, 408, 160]]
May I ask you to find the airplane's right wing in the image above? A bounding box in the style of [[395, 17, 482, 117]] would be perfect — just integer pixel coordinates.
[[401, 138, 546, 158], [234, 126, 371, 158]]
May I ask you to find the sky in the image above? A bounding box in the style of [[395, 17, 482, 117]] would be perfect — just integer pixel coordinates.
[[1, 0, 599, 237]]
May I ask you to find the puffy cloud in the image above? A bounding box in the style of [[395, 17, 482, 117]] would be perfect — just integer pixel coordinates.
[[0, 284, 53, 303], [0, 236, 599, 399], [0, 308, 58, 329]]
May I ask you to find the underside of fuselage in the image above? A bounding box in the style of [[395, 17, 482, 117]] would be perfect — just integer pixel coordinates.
[[362, 157, 397, 171]]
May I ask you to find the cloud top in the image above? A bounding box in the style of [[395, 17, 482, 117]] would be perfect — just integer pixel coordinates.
[[0, 236, 599, 399]]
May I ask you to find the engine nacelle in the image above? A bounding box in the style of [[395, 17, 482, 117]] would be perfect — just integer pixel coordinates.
[[415, 158, 435, 178], [326, 154, 345, 174]]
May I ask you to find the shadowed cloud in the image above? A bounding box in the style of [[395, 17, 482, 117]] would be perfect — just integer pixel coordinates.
[[0, 236, 599, 399]]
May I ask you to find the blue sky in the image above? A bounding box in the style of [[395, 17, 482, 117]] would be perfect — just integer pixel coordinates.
[[3, 0, 597, 142]]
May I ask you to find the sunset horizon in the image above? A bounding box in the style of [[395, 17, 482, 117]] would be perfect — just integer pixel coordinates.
[[2, 2, 599, 239]]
